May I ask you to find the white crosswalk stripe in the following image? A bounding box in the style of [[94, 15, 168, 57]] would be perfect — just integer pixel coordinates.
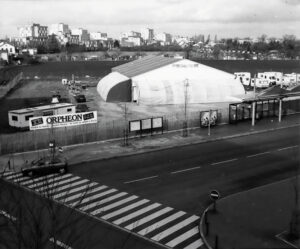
[[27, 174, 73, 188], [34, 176, 80, 191], [113, 203, 161, 225], [79, 189, 120, 210], [4, 172, 205, 249], [47, 179, 89, 194], [101, 199, 149, 220], [166, 226, 200, 247], [54, 182, 101, 201], [183, 239, 204, 249], [125, 207, 173, 231], [1, 171, 15, 177], [20, 174, 58, 186], [151, 215, 199, 242], [138, 211, 186, 236], [6, 173, 22, 180], [90, 195, 138, 215]]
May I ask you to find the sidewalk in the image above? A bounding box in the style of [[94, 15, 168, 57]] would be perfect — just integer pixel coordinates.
[[1, 113, 299, 172], [202, 178, 300, 249]]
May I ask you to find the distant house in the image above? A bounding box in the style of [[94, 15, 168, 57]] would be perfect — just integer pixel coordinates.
[[0, 42, 16, 55], [0, 50, 9, 64]]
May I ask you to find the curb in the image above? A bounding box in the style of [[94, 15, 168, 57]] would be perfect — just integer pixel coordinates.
[[68, 123, 300, 166], [199, 204, 214, 249]]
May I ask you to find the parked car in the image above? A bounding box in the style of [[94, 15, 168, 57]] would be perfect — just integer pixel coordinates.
[[75, 94, 86, 103], [21, 157, 68, 177]]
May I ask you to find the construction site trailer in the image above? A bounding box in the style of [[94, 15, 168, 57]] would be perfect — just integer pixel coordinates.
[[8, 103, 76, 129]]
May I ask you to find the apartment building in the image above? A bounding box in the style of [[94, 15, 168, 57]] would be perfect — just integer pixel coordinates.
[[155, 32, 172, 45], [18, 23, 48, 45], [141, 28, 154, 43], [71, 28, 90, 44]]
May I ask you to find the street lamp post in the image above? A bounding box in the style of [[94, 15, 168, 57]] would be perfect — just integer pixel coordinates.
[[183, 79, 189, 137]]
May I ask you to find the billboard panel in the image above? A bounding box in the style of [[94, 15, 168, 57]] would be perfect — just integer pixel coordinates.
[[129, 120, 141, 132], [141, 118, 151, 130], [29, 111, 97, 130], [152, 117, 163, 128]]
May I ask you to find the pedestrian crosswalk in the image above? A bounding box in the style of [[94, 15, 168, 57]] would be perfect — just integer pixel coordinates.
[[1, 171, 204, 249]]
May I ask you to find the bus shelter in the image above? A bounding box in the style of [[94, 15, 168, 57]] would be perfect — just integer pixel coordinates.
[[229, 98, 280, 124]]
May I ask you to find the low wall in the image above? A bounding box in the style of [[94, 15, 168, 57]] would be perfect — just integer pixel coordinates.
[[0, 72, 23, 99]]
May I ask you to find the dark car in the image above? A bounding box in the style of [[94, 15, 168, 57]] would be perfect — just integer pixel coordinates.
[[75, 94, 86, 103], [21, 158, 68, 177]]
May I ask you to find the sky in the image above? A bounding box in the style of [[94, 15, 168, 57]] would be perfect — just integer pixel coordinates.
[[0, 0, 300, 39]]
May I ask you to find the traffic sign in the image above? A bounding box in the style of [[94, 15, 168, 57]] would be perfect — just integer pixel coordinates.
[[210, 190, 220, 201]]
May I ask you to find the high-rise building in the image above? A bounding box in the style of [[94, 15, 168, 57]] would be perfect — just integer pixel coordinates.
[[49, 23, 70, 36], [71, 28, 90, 44], [155, 33, 172, 45], [18, 23, 48, 45], [90, 32, 108, 41], [141, 28, 154, 43]]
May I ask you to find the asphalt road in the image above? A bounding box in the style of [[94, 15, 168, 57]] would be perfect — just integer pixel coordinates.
[[71, 126, 300, 215], [1, 127, 299, 249]]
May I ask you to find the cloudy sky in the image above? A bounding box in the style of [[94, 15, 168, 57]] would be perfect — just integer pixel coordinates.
[[0, 0, 299, 39]]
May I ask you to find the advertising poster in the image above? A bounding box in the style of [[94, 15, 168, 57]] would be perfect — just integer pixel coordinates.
[[200, 110, 218, 127], [141, 118, 151, 130], [129, 120, 141, 132], [29, 111, 97, 130], [152, 117, 163, 128]]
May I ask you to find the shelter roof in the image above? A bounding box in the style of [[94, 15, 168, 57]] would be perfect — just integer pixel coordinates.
[[112, 55, 182, 78]]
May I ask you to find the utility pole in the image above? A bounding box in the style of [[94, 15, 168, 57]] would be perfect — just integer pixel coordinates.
[[278, 98, 282, 122], [208, 109, 211, 136], [123, 103, 129, 146], [183, 79, 189, 137], [252, 75, 257, 127]]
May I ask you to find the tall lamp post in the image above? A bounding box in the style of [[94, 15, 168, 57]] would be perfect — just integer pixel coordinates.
[[183, 79, 189, 137]]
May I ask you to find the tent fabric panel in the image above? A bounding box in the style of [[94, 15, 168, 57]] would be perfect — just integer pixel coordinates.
[[107, 80, 132, 102]]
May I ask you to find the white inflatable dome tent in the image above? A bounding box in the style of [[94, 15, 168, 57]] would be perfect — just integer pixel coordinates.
[[97, 55, 245, 104]]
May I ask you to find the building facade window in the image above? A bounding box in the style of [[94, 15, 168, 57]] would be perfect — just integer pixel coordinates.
[[43, 110, 54, 116], [25, 115, 34, 121], [67, 108, 72, 112], [12, 115, 18, 121]]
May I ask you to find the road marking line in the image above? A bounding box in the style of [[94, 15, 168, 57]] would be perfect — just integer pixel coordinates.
[[151, 215, 199, 242], [124, 175, 158, 184], [277, 145, 298, 151], [125, 207, 173, 231], [79, 189, 120, 210], [101, 199, 149, 220], [53, 182, 98, 202], [138, 211, 186, 236], [20, 174, 58, 186], [5, 173, 22, 180], [166, 226, 200, 247], [211, 158, 238, 165], [113, 203, 161, 225], [2, 171, 16, 177], [49, 237, 73, 249], [171, 166, 201, 174], [90, 195, 138, 215], [183, 238, 204, 249], [247, 151, 270, 158], [0, 210, 17, 221], [34, 176, 80, 191], [46, 179, 89, 195], [27, 174, 72, 188]]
